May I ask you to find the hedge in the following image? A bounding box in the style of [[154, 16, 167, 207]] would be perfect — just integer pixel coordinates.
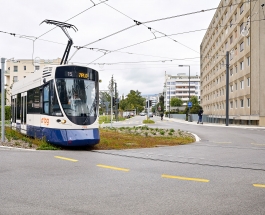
[[0, 106, 11, 121]]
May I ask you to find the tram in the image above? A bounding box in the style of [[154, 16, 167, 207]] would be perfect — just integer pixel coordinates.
[[11, 65, 100, 147]]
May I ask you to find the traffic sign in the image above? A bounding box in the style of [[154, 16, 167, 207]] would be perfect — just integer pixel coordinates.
[[188, 102, 192, 108]]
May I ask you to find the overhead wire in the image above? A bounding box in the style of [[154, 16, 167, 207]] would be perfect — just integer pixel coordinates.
[[83, 17, 265, 66], [99, 0, 199, 53], [78, 47, 200, 62], [76, 0, 258, 64], [73, 57, 200, 66], [35, 0, 109, 40]]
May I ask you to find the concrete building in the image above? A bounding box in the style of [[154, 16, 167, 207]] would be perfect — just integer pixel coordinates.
[[5, 58, 61, 104], [200, 0, 265, 125], [164, 73, 200, 112]]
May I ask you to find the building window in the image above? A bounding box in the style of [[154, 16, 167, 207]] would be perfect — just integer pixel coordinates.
[[13, 76, 18, 82], [235, 100, 237, 108], [247, 98, 250, 107], [235, 66, 238, 73], [247, 36, 250, 45], [247, 77, 250, 86], [234, 13, 237, 21], [240, 61, 244, 70], [240, 23, 244, 33], [230, 101, 233, 108], [247, 56, 250, 66], [240, 80, 244, 89], [240, 42, 244, 52], [230, 20, 233, 28], [24, 66, 26, 70], [230, 68, 233, 76], [14, 66, 18, 72], [230, 85, 233, 92], [35, 66, 40, 70], [235, 83, 238, 90], [230, 35, 233, 44], [240, 99, 244, 107], [240, 4, 244, 14]]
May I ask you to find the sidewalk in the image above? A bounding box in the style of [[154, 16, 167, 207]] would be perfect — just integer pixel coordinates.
[[163, 117, 265, 129]]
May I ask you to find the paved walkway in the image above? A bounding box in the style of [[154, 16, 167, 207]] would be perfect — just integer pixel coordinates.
[[163, 117, 265, 129]]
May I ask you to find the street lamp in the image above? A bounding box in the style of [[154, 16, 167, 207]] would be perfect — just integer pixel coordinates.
[[179, 65, 191, 122], [163, 83, 170, 118]]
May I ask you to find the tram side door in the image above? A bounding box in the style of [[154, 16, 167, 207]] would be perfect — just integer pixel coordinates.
[[21, 92, 27, 134], [11, 95, 17, 129]]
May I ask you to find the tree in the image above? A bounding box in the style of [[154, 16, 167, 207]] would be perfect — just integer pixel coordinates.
[[170, 97, 183, 108], [119, 90, 145, 113], [183, 96, 202, 114]]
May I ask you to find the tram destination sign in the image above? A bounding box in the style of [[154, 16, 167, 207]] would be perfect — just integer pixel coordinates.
[[55, 66, 97, 81], [64, 71, 89, 79]]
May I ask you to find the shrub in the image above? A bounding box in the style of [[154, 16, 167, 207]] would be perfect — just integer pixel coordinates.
[[0, 106, 11, 121]]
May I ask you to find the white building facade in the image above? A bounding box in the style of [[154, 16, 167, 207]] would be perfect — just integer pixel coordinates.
[[164, 73, 200, 112]]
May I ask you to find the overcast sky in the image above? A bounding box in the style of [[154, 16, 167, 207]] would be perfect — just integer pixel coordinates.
[[0, 0, 220, 96]]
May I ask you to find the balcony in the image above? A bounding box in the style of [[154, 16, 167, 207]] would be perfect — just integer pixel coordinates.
[[4, 70, 10, 76]]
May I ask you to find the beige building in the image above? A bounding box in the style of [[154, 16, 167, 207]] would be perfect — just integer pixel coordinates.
[[5, 58, 61, 104], [200, 0, 265, 126]]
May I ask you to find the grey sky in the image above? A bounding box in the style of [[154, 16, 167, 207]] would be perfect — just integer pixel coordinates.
[[0, 0, 220, 96]]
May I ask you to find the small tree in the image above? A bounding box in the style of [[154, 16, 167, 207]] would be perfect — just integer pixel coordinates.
[[170, 97, 183, 109]]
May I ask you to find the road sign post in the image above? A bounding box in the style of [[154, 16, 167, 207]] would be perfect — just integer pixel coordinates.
[[187, 102, 192, 122]]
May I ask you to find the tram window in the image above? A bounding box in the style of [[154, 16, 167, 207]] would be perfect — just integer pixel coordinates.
[[11, 98, 15, 123], [50, 80, 62, 116], [43, 84, 50, 114], [27, 87, 40, 114], [17, 93, 21, 120]]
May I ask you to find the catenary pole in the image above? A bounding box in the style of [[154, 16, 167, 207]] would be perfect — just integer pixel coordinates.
[[1, 58, 6, 142], [226, 51, 229, 126]]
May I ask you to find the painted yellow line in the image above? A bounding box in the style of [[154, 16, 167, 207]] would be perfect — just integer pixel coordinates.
[[54, 156, 78, 162], [251, 143, 265, 146], [97, 164, 129, 172], [212, 141, 231, 144], [162, 174, 209, 183], [253, 184, 265, 188]]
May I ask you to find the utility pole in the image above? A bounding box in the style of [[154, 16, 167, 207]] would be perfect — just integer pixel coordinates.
[[114, 82, 118, 121], [226, 51, 229, 126], [110, 75, 114, 127], [1, 58, 5, 142]]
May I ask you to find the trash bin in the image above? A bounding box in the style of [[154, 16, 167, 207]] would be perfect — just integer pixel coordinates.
[[188, 114, 192, 122]]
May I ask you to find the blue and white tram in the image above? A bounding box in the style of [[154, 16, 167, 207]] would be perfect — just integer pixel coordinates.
[[11, 65, 100, 147]]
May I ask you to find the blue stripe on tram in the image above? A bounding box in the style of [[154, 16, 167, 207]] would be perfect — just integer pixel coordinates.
[[26, 125, 100, 146]]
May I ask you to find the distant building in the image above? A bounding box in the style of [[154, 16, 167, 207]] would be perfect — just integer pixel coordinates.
[[142, 94, 158, 107], [163, 73, 200, 112], [5, 58, 61, 105]]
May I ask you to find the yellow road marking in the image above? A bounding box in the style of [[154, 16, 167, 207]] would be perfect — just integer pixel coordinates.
[[253, 184, 265, 188], [162, 174, 209, 183], [54, 156, 78, 162], [251, 143, 265, 146], [212, 141, 231, 144], [97, 164, 129, 172]]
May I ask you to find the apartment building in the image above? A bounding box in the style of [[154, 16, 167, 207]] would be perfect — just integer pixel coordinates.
[[200, 0, 265, 126], [5, 58, 61, 104], [164, 73, 200, 112]]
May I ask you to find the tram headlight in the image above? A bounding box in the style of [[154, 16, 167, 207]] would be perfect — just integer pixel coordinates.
[[61, 119, 67, 124]]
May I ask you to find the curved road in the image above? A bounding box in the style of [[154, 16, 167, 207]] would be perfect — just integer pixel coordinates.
[[1, 116, 265, 215]]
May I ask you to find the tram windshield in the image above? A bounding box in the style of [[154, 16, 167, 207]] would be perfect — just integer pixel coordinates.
[[55, 66, 99, 125]]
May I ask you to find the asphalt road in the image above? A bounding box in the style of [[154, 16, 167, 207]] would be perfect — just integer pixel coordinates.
[[1, 116, 265, 215]]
